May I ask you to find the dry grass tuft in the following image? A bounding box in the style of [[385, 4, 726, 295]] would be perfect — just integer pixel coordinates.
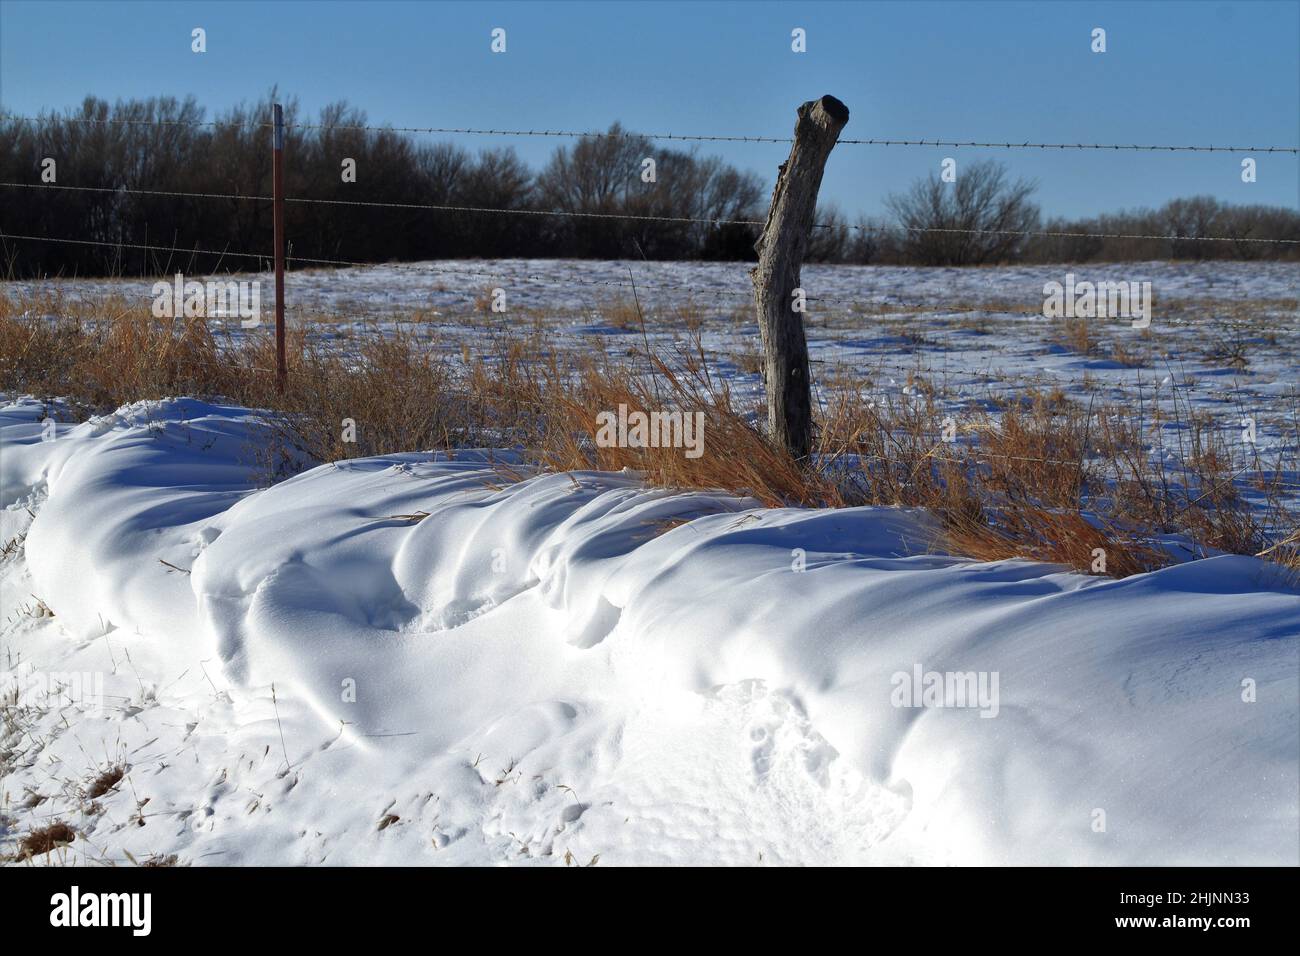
[[19, 821, 76, 859], [1055, 316, 1095, 355], [86, 764, 126, 800], [534, 349, 841, 509]]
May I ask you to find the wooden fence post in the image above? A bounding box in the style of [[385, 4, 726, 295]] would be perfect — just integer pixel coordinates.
[[751, 95, 849, 459]]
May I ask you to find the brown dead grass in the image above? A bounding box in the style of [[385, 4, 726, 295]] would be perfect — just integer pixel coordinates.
[[1055, 315, 1095, 355], [86, 764, 125, 800], [19, 821, 76, 859], [2, 290, 1295, 579], [815, 381, 1294, 575], [538, 351, 841, 509]]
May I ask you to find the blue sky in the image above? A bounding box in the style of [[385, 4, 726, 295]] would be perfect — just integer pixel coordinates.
[[2, 0, 1297, 219]]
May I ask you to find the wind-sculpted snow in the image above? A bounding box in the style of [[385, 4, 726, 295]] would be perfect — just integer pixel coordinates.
[[2, 398, 1297, 865]]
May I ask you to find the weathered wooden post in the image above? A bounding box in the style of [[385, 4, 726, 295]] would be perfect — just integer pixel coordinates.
[[751, 95, 849, 459]]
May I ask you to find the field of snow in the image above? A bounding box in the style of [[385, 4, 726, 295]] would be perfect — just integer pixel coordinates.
[[2, 259, 1297, 866], [15, 257, 1300, 312]]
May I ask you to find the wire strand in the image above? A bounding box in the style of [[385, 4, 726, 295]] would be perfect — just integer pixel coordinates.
[[7, 182, 1297, 244], [8, 234, 1291, 323], [3, 113, 1295, 153], [0, 232, 356, 267]]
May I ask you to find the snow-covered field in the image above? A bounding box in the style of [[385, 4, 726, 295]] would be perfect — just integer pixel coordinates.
[[2, 259, 1297, 866], [15, 257, 1300, 312]]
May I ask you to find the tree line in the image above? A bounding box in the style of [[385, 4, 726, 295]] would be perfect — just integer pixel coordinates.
[[2, 93, 1296, 277]]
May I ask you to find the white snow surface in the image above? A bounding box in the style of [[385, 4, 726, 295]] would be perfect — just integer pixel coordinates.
[[2, 396, 1297, 866]]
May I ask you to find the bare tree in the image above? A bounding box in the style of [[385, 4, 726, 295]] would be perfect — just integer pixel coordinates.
[[886, 160, 1040, 265], [534, 124, 763, 259]]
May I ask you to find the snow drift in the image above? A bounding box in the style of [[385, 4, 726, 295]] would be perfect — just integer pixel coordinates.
[[2, 397, 1296, 865]]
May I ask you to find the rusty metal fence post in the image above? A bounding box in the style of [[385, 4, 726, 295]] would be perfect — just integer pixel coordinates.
[[272, 103, 286, 392]]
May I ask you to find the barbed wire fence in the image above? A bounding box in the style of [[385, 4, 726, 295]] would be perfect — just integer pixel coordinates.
[[7, 181, 1300, 249], [0, 109, 1297, 492], [3, 110, 1298, 290], [4, 112, 1299, 151]]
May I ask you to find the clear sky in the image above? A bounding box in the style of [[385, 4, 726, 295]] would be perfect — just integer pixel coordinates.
[[2, 0, 1297, 219]]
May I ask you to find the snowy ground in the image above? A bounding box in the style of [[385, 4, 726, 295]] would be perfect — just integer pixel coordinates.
[[2, 259, 1298, 866], [1, 396, 1296, 866]]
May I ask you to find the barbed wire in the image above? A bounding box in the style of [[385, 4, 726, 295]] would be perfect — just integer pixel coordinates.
[[4, 115, 1295, 497], [7, 182, 1298, 245], [4, 235, 1293, 329], [0, 232, 754, 302], [6, 233, 1297, 326], [3, 113, 1296, 153], [0, 231, 926, 309], [0, 232, 714, 297], [0, 232, 355, 267]]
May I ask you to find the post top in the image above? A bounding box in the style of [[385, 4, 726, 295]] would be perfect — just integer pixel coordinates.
[[796, 95, 850, 132], [814, 95, 849, 125]]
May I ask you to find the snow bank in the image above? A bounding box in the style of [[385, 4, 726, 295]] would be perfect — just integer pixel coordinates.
[[2, 398, 1296, 865]]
